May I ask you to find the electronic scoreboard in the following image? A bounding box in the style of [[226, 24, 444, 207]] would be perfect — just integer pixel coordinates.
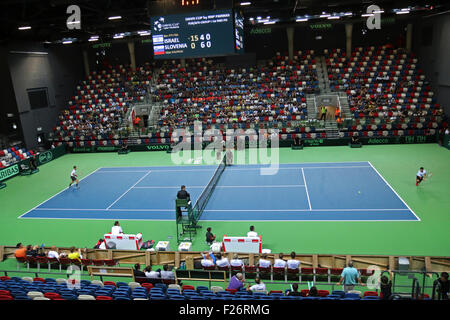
[[151, 9, 244, 59]]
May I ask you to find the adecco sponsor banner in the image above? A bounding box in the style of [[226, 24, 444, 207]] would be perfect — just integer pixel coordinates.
[[0, 164, 19, 181]]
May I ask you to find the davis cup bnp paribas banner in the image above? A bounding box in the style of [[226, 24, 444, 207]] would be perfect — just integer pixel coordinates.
[[0, 164, 19, 182]]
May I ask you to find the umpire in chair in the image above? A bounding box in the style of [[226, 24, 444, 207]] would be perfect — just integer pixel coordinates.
[[176, 185, 191, 220]]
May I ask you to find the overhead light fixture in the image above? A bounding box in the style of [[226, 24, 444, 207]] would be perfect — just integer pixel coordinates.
[[240, 1, 251, 5], [396, 8, 410, 14], [320, 14, 330, 18], [18, 26, 31, 30], [328, 16, 340, 19], [296, 18, 308, 22], [113, 34, 124, 39], [108, 16, 122, 20], [374, 9, 384, 14], [62, 40, 73, 44], [264, 21, 276, 25], [67, 21, 80, 25], [88, 38, 99, 42], [344, 12, 353, 16], [361, 13, 374, 17]]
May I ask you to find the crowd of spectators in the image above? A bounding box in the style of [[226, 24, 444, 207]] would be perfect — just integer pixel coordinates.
[[155, 53, 318, 133], [51, 63, 152, 145]]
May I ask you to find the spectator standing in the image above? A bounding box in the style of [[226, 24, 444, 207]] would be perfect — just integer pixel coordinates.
[[319, 106, 327, 120], [205, 227, 216, 245], [336, 261, 364, 292], [380, 271, 393, 300], [435, 272, 449, 300]]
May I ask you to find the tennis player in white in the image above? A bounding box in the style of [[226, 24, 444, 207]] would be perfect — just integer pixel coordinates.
[[69, 165, 79, 188], [416, 167, 427, 186]]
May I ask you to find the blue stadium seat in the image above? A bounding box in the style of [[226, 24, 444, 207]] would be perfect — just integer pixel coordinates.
[[332, 290, 345, 298], [196, 286, 209, 293], [344, 293, 361, 299], [362, 296, 380, 300]]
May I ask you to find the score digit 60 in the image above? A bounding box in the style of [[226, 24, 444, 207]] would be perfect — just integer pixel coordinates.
[[189, 33, 211, 49]]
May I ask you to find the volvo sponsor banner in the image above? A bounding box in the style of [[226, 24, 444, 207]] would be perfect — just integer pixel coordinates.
[[69, 144, 171, 153]]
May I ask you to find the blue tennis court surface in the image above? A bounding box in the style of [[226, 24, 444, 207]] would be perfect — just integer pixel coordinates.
[[20, 161, 419, 221]]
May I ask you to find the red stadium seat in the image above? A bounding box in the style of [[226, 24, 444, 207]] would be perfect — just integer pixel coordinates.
[[364, 291, 378, 297]]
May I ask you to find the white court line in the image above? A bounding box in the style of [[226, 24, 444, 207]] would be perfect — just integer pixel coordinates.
[[203, 208, 411, 212], [97, 166, 371, 173], [133, 185, 306, 189], [301, 168, 312, 210], [99, 161, 371, 170], [367, 161, 421, 221], [18, 167, 101, 219], [33, 208, 172, 212], [95, 170, 153, 173], [31, 208, 410, 212], [105, 171, 152, 210], [19, 217, 418, 222]]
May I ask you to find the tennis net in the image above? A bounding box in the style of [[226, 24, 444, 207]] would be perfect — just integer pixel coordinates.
[[191, 155, 226, 224]]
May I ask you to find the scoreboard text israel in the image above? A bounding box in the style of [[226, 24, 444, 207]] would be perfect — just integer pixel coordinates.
[[151, 9, 244, 59]]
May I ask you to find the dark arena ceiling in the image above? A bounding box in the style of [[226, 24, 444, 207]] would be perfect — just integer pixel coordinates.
[[0, 0, 449, 45]]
